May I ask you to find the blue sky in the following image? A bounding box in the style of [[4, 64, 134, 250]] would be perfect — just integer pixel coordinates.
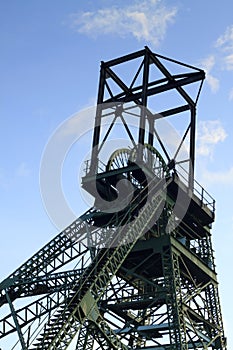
[[1, 0, 233, 348]]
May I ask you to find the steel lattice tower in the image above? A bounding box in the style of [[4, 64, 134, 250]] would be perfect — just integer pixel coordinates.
[[0, 47, 227, 349]]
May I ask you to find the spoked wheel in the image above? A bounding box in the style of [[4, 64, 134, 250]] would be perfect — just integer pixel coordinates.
[[104, 147, 146, 225], [106, 144, 169, 190], [105, 144, 168, 213], [106, 148, 131, 171], [106, 147, 144, 189], [130, 143, 169, 179]]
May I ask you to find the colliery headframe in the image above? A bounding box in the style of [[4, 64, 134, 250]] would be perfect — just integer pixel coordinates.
[[0, 47, 227, 349]]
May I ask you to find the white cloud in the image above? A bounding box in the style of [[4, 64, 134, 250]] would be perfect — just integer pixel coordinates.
[[224, 53, 233, 70], [69, 0, 177, 47], [16, 162, 31, 177], [215, 25, 233, 51], [206, 74, 219, 93], [196, 120, 227, 157], [59, 106, 96, 137], [229, 88, 233, 101], [202, 167, 233, 186], [199, 55, 219, 93], [200, 55, 215, 72], [200, 25, 233, 92], [215, 25, 233, 71]]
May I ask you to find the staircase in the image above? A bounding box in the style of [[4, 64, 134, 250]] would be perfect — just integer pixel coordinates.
[[29, 179, 168, 349]]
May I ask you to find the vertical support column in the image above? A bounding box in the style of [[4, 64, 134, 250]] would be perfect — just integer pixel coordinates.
[[148, 116, 154, 169], [5, 290, 27, 350], [162, 245, 187, 350], [137, 49, 150, 162], [205, 283, 227, 349], [189, 105, 196, 190], [76, 322, 95, 350], [147, 115, 154, 147], [90, 62, 106, 175]]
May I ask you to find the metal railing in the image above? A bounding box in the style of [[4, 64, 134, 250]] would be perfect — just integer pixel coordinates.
[[83, 158, 215, 214], [176, 164, 215, 214]]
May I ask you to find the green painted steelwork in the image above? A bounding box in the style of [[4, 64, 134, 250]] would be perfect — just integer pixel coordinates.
[[0, 47, 226, 350]]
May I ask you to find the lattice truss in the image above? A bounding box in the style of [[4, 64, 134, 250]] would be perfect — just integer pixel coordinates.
[[0, 47, 227, 349], [0, 183, 227, 349]]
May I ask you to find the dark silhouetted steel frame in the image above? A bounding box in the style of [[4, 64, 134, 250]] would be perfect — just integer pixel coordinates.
[[0, 47, 226, 350]]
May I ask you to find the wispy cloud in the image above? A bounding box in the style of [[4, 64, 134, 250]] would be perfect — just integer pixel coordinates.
[[16, 162, 31, 177], [198, 24, 233, 98], [199, 55, 219, 93], [229, 88, 233, 101], [202, 166, 233, 186], [59, 107, 96, 137], [224, 54, 233, 70], [196, 120, 227, 157], [69, 0, 177, 47], [215, 25, 233, 71], [215, 25, 233, 51], [0, 163, 31, 190]]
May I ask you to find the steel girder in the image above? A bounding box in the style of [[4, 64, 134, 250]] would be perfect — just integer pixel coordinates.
[[89, 46, 205, 189], [0, 183, 227, 350], [0, 48, 227, 350]]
